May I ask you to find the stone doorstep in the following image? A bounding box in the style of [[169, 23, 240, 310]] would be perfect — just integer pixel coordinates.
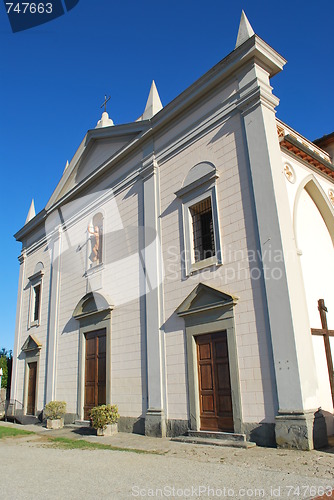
[[188, 430, 247, 442], [73, 420, 91, 428], [14, 415, 39, 426], [172, 431, 256, 449], [171, 436, 256, 449]]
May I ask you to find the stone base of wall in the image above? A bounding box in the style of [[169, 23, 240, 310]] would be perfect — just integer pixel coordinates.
[[110, 417, 276, 445], [64, 413, 77, 425], [118, 416, 145, 435], [118, 417, 188, 437], [275, 409, 328, 450], [65, 411, 325, 450], [61, 411, 329, 450], [241, 422, 276, 447], [166, 419, 188, 437], [145, 409, 167, 437], [63, 413, 146, 433]]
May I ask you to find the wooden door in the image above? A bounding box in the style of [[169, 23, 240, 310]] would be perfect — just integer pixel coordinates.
[[196, 332, 233, 432], [84, 330, 106, 420], [27, 362, 37, 415]]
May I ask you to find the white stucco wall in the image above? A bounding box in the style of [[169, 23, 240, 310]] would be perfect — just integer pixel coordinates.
[[55, 158, 146, 418], [281, 150, 334, 433], [159, 109, 277, 424], [15, 245, 51, 411], [16, 148, 148, 419]]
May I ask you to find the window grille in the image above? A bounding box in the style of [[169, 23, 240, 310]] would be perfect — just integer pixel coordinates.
[[33, 285, 41, 322], [190, 197, 215, 262]]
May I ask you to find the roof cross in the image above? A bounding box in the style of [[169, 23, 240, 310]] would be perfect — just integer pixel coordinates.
[[311, 299, 334, 405], [101, 95, 111, 113]]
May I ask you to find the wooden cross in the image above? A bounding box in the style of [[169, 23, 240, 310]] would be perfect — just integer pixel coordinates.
[[101, 95, 111, 113], [311, 299, 334, 405]]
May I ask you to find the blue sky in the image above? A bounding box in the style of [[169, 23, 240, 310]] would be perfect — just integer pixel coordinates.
[[1, 0, 333, 350]]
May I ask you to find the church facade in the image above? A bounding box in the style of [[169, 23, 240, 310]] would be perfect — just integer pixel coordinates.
[[11, 13, 334, 449]]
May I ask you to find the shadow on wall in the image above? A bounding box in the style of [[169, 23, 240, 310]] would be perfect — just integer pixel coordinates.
[[62, 317, 79, 336], [208, 116, 279, 423]]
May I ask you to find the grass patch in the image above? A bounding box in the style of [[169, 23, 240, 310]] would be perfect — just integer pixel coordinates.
[[0, 426, 34, 439], [49, 437, 165, 455]]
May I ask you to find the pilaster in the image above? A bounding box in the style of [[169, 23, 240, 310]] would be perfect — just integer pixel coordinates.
[[141, 147, 167, 437], [45, 226, 62, 403], [11, 250, 26, 403], [237, 58, 321, 449], [275, 410, 328, 450]]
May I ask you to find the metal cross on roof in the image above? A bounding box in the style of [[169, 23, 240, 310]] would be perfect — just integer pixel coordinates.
[[311, 299, 334, 405], [101, 95, 111, 113]]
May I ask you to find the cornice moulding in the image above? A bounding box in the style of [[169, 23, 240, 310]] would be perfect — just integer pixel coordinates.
[[28, 270, 45, 282], [281, 134, 334, 177]]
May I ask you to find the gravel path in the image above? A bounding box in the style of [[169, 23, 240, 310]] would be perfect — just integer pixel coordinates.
[[1, 432, 334, 500]]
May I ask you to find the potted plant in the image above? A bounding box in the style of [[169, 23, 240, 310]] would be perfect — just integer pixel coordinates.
[[43, 401, 66, 430], [90, 404, 119, 436]]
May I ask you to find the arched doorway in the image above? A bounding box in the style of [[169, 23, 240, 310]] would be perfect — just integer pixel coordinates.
[[73, 292, 114, 420]]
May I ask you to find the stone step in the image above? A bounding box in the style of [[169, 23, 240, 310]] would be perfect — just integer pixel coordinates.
[[16, 415, 39, 426], [73, 420, 91, 428], [171, 435, 256, 449], [188, 430, 247, 442]]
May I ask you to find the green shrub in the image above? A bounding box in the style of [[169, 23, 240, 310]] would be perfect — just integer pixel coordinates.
[[90, 404, 119, 430], [0, 356, 8, 389], [43, 401, 66, 420]]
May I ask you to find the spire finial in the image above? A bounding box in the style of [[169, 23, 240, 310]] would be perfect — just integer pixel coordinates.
[[25, 199, 36, 225], [63, 160, 69, 174], [136, 80, 163, 121], [235, 10, 255, 49]]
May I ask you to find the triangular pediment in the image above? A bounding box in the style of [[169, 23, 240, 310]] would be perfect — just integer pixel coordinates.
[[21, 335, 42, 352], [75, 136, 136, 184], [176, 283, 238, 317], [46, 122, 148, 210]]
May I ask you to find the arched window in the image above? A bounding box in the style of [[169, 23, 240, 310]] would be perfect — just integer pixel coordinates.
[[175, 162, 222, 275], [28, 262, 44, 327], [88, 213, 104, 267]]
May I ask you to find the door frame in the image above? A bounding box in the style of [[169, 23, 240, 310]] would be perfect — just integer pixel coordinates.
[[23, 353, 40, 416], [26, 361, 38, 416], [78, 314, 111, 420], [176, 284, 242, 433], [83, 328, 107, 419], [73, 292, 113, 421], [196, 331, 234, 432]]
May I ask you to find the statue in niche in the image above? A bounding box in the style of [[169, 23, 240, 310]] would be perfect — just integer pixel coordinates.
[[88, 224, 101, 264]]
